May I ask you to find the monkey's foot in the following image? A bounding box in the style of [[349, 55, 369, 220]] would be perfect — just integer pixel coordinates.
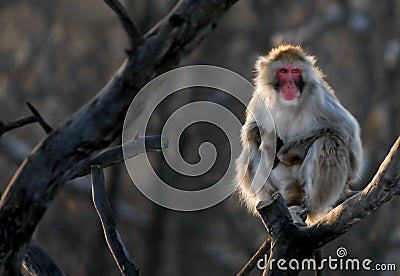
[[288, 205, 307, 226]]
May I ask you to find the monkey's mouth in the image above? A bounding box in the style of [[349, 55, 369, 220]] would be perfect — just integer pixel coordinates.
[[279, 77, 301, 101], [281, 89, 298, 101], [280, 84, 299, 101]]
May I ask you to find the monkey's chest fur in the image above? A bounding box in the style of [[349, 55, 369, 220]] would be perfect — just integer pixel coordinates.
[[267, 107, 320, 206], [273, 138, 306, 207]]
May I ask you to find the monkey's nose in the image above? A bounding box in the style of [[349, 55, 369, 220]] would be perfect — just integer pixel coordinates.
[[286, 78, 295, 87]]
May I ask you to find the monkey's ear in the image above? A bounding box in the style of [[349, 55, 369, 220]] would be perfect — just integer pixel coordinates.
[[255, 56, 268, 72]]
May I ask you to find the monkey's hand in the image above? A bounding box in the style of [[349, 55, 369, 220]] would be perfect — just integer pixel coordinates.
[[277, 128, 339, 166], [277, 146, 304, 166], [277, 137, 313, 166], [288, 206, 307, 226]]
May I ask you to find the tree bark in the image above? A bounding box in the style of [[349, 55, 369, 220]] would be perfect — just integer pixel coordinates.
[[0, 0, 239, 273], [257, 137, 399, 276]]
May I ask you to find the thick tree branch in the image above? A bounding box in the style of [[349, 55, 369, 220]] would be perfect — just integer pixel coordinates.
[[258, 195, 311, 276], [91, 166, 139, 276], [0, 0, 239, 273], [22, 241, 65, 276], [104, 0, 142, 52], [239, 137, 400, 276], [308, 136, 400, 248]]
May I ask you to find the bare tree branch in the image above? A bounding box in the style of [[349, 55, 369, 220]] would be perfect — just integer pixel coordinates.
[[91, 165, 139, 276], [0, 102, 52, 138], [0, 134, 152, 227], [239, 136, 400, 275], [72, 135, 168, 179], [309, 136, 400, 247], [237, 238, 271, 276], [104, 0, 142, 53], [26, 102, 53, 134], [0, 0, 239, 273], [0, 116, 37, 137], [22, 241, 65, 276]]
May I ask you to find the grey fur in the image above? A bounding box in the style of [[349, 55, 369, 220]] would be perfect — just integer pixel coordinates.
[[236, 45, 362, 224]]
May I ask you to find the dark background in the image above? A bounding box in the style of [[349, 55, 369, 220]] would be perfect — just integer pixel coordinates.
[[0, 0, 399, 275]]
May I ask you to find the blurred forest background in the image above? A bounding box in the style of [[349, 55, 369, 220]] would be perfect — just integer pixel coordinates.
[[0, 0, 399, 275]]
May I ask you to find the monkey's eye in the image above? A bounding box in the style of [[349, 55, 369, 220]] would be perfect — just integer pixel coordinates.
[[279, 68, 287, 73], [292, 68, 300, 73]]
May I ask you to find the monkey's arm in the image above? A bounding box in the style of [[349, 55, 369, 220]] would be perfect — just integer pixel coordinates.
[[277, 128, 340, 165], [237, 120, 275, 191], [236, 106, 277, 213]]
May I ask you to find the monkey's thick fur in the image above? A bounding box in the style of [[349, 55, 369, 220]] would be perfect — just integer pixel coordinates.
[[236, 45, 362, 224]]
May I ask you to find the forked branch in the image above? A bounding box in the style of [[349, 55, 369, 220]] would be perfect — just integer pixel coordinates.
[[239, 137, 400, 276], [0, 0, 239, 273], [72, 135, 168, 179], [0, 102, 52, 137], [104, 0, 142, 52]]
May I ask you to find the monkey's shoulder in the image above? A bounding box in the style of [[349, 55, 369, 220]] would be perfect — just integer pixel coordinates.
[[245, 91, 275, 130]]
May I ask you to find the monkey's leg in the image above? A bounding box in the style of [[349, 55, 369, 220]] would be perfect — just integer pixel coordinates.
[[300, 135, 350, 224]]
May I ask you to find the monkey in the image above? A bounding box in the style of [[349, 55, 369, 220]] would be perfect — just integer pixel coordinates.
[[236, 45, 362, 224]]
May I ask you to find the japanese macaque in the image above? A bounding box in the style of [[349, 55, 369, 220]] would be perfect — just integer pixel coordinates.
[[236, 45, 362, 224]]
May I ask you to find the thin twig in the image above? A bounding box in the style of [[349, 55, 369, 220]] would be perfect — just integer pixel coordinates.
[[0, 116, 37, 137], [91, 165, 139, 276], [0, 103, 52, 138], [104, 0, 142, 53], [26, 102, 53, 133], [237, 237, 271, 276]]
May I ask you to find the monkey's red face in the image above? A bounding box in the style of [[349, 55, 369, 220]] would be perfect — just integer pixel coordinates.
[[276, 66, 303, 102]]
